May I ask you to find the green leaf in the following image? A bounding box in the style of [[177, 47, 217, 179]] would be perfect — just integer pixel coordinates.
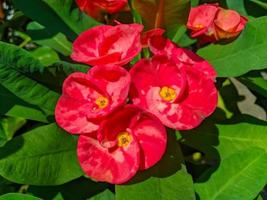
[[13, 0, 100, 41], [132, 0, 190, 32], [0, 193, 41, 200], [0, 85, 49, 123], [116, 134, 195, 200], [197, 16, 267, 77], [181, 118, 267, 160], [195, 148, 267, 200], [0, 41, 59, 117], [30, 46, 60, 66], [226, 0, 248, 16], [27, 22, 72, 56], [0, 123, 83, 185], [88, 190, 114, 200], [0, 116, 26, 147]]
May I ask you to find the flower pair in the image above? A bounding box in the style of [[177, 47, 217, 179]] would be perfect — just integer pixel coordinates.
[[187, 4, 247, 44]]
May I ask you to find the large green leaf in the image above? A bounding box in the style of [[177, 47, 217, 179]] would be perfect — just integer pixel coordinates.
[[0, 123, 83, 185], [132, 0, 190, 33], [0, 42, 59, 117], [197, 16, 267, 77], [195, 148, 267, 200], [116, 134, 195, 200], [13, 0, 99, 41], [181, 118, 267, 160], [0, 193, 41, 200]]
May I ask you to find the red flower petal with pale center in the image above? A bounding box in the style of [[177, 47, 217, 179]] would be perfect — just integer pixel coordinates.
[[130, 56, 218, 130], [55, 65, 130, 134], [77, 105, 167, 184], [71, 24, 143, 66]]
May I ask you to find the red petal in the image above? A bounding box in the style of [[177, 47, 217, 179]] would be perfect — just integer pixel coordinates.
[[187, 4, 219, 32], [71, 24, 143, 66], [89, 65, 130, 113], [77, 134, 140, 184], [130, 111, 167, 170]]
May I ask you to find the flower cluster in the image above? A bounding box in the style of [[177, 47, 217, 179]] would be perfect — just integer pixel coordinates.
[[54, 2, 248, 183], [187, 4, 247, 44]]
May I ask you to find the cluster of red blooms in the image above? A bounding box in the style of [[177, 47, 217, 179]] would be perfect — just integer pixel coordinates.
[[55, 1, 247, 184]]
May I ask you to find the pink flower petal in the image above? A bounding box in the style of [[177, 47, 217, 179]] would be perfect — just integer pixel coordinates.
[[130, 111, 167, 170], [71, 24, 143, 66]]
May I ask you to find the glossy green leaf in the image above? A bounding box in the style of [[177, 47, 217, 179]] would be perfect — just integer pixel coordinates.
[[0, 123, 83, 185], [195, 148, 267, 200], [0, 193, 41, 200], [132, 0, 190, 32], [116, 134, 195, 200], [181, 118, 267, 160], [197, 16, 267, 77], [0, 42, 59, 117], [13, 0, 99, 41], [30, 46, 60, 66], [0, 116, 26, 147], [27, 22, 72, 56]]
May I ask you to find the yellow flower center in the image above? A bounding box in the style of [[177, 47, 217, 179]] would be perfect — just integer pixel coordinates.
[[95, 96, 109, 109], [117, 132, 132, 148], [195, 23, 204, 29], [159, 86, 177, 102]]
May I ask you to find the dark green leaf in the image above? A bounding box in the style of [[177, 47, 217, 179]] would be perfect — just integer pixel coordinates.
[[0, 123, 83, 185]]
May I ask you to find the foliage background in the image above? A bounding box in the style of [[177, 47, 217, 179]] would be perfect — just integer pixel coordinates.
[[0, 0, 267, 199]]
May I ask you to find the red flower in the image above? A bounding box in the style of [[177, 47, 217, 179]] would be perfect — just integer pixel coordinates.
[[187, 4, 247, 43], [55, 65, 130, 134], [145, 31, 217, 80], [76, 0, 127, 18], [77, 105, 167, 184], [71, 24, 143, 66], [130, 55, 218, 130]]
